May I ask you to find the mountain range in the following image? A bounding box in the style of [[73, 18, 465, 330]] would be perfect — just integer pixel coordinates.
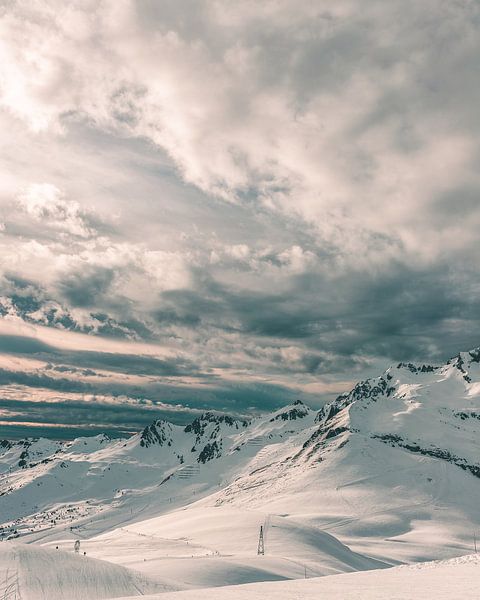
[[1, 348, 480, 594]]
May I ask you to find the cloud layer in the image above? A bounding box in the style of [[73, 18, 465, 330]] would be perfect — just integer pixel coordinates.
[[0, 1, 480, 436]]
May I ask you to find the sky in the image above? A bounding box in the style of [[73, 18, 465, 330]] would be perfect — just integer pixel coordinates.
[[1, 0, 480, 438]]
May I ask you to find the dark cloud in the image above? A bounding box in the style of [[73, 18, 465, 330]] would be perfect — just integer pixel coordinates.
[[0, 368, 92, 393], [430, 184, 480, 227], [58, 266, 115, 308], [0, 334, 198, 377], [46, 364, 103, 377], [0, 377, 315, 440], [0, 397, 202, 440], [70, 350, 197, 377], [0, 397, 195, 428], [0, 276, 152, 340], [0, 335, 52, 355], [152, 260, 480, 374]]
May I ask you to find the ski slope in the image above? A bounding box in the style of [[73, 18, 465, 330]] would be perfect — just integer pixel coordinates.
[[116, 554, 480, 600], [40, 506, 387, 588], [0, 542, 177, 599]]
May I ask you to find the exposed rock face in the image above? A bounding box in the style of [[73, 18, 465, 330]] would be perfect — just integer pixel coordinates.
[[270, 401, 310, 422], [197, 441, 222, 464], [139, 421, 173, 448]]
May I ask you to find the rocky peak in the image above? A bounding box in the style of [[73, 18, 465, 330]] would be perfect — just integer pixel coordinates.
[[446, 348, 480, 383], [183, 412, 249, 462], [468, 348, 480, 363], [270, 402, 310, 422], [139, 420, 173, 448], [396, 362, 438, 374], [184, 412, 248, 442], [315, 375, 396, 426]]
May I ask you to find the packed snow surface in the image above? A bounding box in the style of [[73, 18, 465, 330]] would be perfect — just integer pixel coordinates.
[[117, 554, 480, 600], [0, 542, 176, 599]]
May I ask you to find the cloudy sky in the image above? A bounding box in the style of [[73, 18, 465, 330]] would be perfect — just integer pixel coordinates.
[[1, 0, 480, 438]]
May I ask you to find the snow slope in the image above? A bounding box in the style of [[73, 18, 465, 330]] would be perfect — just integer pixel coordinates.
[[116, 554, 480, 600], [0, 402, 316, 541], [0, 542, 177, 600], [206, 351, 480, 562], [41, 506, 386, 589]]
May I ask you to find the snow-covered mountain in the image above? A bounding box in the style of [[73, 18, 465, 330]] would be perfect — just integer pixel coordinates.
[[1, 349, 480, 595], [0, 402, 314, 534]]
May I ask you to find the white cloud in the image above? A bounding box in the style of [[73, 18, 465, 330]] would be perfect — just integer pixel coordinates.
[[17, 183, 95, 238], [276, 246, 315, 273], [2, 0, 480, 266]]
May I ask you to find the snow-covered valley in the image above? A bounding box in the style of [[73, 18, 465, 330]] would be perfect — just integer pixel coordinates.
[[1, 349, 480, 598]]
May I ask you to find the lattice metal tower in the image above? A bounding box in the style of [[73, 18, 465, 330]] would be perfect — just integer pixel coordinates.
[[257, 525, 265, 555]]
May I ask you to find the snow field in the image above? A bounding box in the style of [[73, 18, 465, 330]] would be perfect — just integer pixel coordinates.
[[117, 554, 480, 600]]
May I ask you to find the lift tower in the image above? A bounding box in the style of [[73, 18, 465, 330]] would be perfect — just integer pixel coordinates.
[[257, 525, 265, 555]]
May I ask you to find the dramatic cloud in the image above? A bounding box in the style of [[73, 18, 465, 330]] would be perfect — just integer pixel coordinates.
[[0, 1, 479, 437], [17, 183, 96, 238]]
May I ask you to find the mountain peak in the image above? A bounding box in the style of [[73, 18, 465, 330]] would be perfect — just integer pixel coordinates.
[[184, 412, 249, 435], [395, 362, 438, 374], [139, 420, 173, 448], [269, 402, 311, 423]]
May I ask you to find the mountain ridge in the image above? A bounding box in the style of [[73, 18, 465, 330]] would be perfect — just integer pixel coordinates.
[[1, 347, 480, 568]]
